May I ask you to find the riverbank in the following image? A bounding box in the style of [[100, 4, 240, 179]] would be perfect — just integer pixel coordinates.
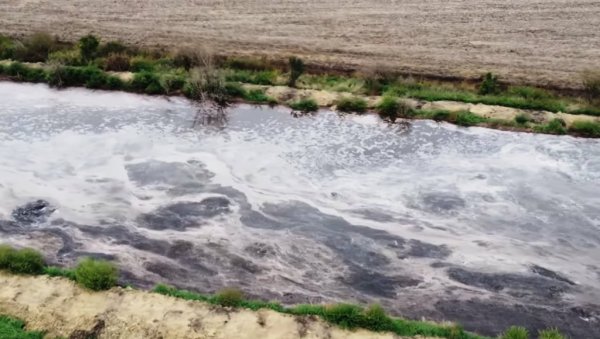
[[1, 32, 600, 137], [0, 272, 402, 339], [1, 59, 600, 138]]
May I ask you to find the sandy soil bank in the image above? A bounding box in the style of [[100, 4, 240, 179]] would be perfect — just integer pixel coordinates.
[[1, 0, 599, 88], [0, 273, 411, 339]]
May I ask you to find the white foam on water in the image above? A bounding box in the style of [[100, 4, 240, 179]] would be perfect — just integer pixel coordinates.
[[1, 82, 599, 298]]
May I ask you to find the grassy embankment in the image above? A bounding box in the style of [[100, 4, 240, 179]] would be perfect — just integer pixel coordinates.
[[1, 33, 600, 137], [0, 244, 568, 339]]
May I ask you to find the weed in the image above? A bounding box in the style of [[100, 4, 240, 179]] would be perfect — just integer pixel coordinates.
[[215, 288, 244, 307], [103, 53, 130, 71], [79, 34, 99, 62], [500, 326, 529, 339], [74, 258, 118, 291], [48, 48, 82, 66], [288, 56, 304, 87], [336, 96, 368, 113], [479, 72, 500, 95], [538, 328, 566, 339], [582, 70, 600, 103], [290, 98, 318, 112], [98, 41, 128, 57]]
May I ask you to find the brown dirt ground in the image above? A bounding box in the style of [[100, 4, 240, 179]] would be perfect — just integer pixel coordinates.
[[1, 0, 599, 89], [0, 273, 423, 339]]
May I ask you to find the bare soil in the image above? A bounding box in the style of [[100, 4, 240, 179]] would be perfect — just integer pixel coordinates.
[[1, 0, 599, 88]]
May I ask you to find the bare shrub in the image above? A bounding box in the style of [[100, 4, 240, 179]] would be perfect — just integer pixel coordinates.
[[183, 48, 228, 105]]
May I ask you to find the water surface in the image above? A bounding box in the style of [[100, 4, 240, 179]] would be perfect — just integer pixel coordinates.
[[1, 82, 598, 336]]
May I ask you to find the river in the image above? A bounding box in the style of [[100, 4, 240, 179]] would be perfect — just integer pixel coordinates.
[[0, 82, 598, 337]]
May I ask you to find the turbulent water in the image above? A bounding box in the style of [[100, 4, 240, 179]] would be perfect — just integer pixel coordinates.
[[1, 82, 599, 336]]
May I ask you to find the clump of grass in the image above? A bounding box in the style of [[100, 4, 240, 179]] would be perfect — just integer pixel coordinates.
[[290, 98, 318, 112], [479, 72, 500, 95], [515, 113, 532, 125], [534, 118, 567, 135], [568, 120, 600, 137], [0, 245, 45, 275], [13, 32, 59, 62], [74, 258, 118, 291], [243, 89, 271, 103], [376, 96, 412, 120], [215, 288, 244, 307], [336, 96, 368, 113], [0, 315, 44, 339], [500, 326, 529, 339], [538, 328, 566, 339]]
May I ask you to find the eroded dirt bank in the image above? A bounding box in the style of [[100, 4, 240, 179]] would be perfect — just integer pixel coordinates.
[[0, 273, 405, 339]]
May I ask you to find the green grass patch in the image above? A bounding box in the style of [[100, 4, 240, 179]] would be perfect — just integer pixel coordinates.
[[336, 96, 368, 113], [43, 266, 76, 281], [533, 119, 567, 135], [74, 258, 118, 291], [0, 315, 44, 339], [289, 98, 319, 112], [243, 89, 272, 103], [414, 110, 487, 126], [224, 69, 280, 85], [500, 326, 529, 339], [538, 328, 566, 339], [568, 120, 600, 137]]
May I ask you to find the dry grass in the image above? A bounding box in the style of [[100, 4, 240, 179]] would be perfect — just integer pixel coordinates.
[[1, 0, 599, 88]]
